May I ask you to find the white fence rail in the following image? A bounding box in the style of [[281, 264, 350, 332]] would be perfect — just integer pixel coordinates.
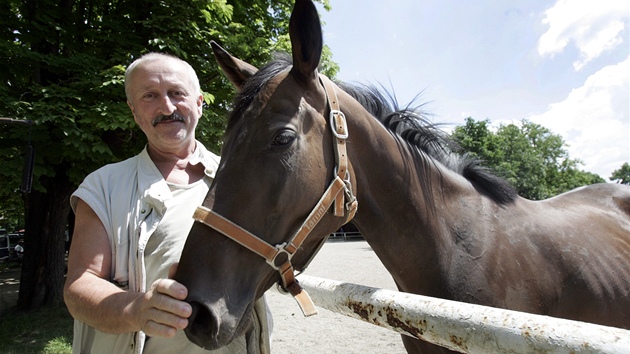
[[297, 275, 630, 353]]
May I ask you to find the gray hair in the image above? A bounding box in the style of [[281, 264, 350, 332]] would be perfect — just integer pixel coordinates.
[[124, 53, 201, 101]]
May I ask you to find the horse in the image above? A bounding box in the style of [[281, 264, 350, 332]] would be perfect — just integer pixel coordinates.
[[175, 0, 630, 352]]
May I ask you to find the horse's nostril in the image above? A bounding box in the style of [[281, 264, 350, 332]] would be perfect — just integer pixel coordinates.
[[185, 301, 219, 346]]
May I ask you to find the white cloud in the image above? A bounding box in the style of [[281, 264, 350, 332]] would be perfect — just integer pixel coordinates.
[[538, 0, 628, 70], [529, 56, 630, 179]]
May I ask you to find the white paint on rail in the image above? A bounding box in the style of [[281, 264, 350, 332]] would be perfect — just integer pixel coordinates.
[[297, 275, 630, 353]]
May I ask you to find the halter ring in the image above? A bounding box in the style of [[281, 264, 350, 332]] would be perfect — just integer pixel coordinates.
[[267, 243, 293, 270]]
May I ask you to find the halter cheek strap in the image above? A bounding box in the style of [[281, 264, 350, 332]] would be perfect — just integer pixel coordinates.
[[192, 74, 358, 317], [321, 75, 355, 218]]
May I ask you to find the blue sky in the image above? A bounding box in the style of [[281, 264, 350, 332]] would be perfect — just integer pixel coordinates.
[[316, 0, 629, 180]]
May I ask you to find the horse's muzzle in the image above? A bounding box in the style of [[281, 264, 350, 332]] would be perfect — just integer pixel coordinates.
[[184, 300, 251, 350], [184, 301, 222, 350]]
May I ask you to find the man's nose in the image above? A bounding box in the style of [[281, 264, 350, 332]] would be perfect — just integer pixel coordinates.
[[158, 95, 177, 115]]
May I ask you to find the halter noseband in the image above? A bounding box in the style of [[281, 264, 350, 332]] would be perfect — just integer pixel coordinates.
[[192, 74, 358, 316]]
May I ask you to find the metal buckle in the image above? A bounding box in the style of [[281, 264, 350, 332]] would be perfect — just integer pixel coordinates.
[[343, 178, 356, 206], [329, 110, 348, 139], [266, 243, 293, 270]]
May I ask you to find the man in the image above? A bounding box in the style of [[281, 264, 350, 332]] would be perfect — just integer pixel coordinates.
[[14, 240, 24, 259], [64, 53, 271, 354]]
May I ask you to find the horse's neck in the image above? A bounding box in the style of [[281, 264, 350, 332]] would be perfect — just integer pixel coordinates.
[[345, 104, 473, 295]]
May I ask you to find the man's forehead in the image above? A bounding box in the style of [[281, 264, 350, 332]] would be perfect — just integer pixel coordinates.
[[136, 59, 186, 76], [132, 61, 191, 88]]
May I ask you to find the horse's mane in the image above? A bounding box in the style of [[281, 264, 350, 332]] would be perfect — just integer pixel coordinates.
[[228, 53, 517, 205], [337, 82, 517, 205]]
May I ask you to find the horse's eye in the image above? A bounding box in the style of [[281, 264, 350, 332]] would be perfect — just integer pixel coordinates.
[[272, 130, 296, 147]]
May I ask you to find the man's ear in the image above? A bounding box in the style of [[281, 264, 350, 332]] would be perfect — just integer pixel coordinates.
[[196, 94, 203, 116], [127, 101, 139, 123]]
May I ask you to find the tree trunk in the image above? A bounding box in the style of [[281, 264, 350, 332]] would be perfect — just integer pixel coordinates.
[[17, 164, 74, 310]]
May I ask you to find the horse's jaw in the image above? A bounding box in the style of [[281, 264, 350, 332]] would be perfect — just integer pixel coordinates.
[[183, 297, 254, 350]]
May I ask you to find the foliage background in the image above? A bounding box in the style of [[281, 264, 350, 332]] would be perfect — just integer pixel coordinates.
[[1, 0, 336, 197], [451, 118, 605, 200]]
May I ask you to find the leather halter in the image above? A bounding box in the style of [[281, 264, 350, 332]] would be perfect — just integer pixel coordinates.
[[193, 74, 358, 316]]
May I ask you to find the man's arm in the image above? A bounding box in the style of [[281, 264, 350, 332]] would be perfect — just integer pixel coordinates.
[[63, 199, 192, 337]]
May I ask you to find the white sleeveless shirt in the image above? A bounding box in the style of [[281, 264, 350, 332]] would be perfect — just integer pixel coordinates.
[[144, 178, 210, 287]]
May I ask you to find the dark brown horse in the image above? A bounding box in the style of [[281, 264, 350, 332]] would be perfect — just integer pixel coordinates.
[[175, 0, 630, 352]]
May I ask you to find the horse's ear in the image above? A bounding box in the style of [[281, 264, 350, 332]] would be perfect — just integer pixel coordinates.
[[211, 41, 258, 91], [289, 0, 322, 82]]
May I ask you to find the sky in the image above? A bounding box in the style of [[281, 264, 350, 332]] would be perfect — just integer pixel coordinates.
[[316, 0, 629, 180]]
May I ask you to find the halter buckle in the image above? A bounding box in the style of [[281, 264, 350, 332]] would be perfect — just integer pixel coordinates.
[[333, 166, 356, 207], [330, 110, 348, 139], [343, 178, 357, 209]]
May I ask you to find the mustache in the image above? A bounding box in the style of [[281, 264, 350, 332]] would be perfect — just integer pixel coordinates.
[[152, 112, 186, 126]]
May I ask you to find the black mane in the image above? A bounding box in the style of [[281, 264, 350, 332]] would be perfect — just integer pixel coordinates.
[[337, 81, 517, 205], [228, 55, 517, 205]]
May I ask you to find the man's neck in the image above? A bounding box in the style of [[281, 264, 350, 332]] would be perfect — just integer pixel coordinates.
[[147, 142, 205, 185]]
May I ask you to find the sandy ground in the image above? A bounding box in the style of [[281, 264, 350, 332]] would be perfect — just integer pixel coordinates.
[[265, 240, 407, 353]]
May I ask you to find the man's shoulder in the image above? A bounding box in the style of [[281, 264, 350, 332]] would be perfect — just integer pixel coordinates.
[[195, 141, 220, 176], [197, 141, 219, 159], [71, 153, 144, 212], [80, 152, 147, 191], [91, 154, 142, 178]]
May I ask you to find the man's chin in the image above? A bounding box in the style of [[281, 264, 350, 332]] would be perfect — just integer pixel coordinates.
[[148, 131, 195, 150]]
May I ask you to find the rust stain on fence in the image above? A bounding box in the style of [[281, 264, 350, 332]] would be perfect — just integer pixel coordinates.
[[346, 299, 428, 338]]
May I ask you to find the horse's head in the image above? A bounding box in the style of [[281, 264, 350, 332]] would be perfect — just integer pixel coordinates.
[[175, 0, 357, 349]]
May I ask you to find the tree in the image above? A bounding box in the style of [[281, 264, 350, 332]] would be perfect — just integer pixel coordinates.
[[0, 0, 334, 310], [610, 162, 630, 184], [451, 118, 605, 200]]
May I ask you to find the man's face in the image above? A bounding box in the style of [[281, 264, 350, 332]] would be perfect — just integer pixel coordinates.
[[126, 60, 203, 152]]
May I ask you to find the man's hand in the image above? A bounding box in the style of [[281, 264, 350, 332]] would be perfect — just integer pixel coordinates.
[[130, 264, 192, 338], [66, 201, 193, 336]]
